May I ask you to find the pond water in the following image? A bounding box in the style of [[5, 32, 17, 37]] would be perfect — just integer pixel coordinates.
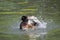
[[0, 14, 60, 40]]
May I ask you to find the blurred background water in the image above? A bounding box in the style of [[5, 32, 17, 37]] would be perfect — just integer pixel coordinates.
[[0, 0, 60, 40]]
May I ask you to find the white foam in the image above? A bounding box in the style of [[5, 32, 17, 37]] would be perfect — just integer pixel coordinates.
[[38, 22, 47, 28]]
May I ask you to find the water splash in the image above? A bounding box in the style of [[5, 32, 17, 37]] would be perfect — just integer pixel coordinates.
[[8, 17, 47, 40], [26, 20, 47, 40]]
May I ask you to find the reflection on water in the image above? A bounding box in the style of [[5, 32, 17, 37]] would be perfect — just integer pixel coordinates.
[[9, 17, 47, 40], [27, 21, 47, 40]]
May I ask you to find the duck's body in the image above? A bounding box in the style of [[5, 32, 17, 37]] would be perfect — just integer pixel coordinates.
[[20, 16, 39, 31]]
